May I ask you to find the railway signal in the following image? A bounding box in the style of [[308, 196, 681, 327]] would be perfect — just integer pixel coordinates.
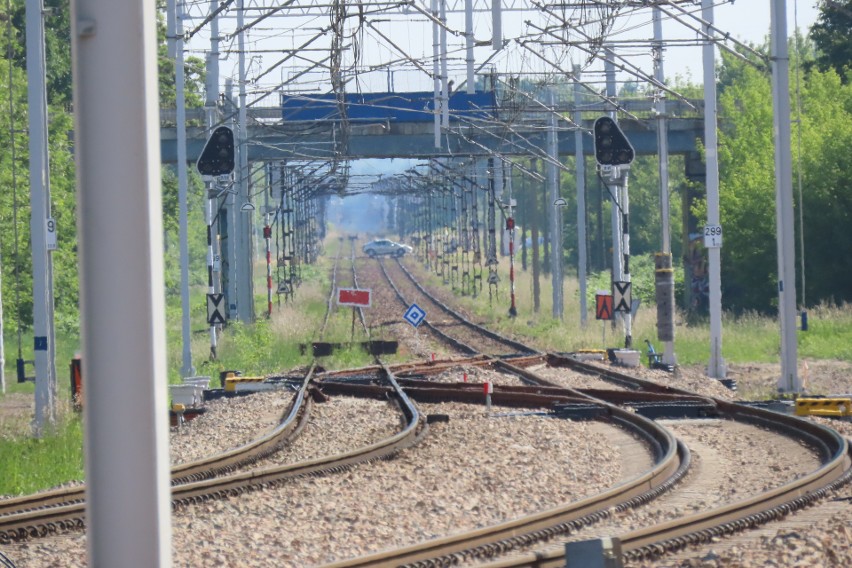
[[196, 126, 235, 176], [593, 117, 634, 166]]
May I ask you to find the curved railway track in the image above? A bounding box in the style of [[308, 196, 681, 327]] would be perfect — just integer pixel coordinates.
[[0, 243, 428, 545], [316, 255, 852, 567], [3, 245, 849, 567], [0, 240, 358, 524]]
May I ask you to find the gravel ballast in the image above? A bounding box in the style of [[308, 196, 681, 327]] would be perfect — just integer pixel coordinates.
[[4, 398, 634, 567]]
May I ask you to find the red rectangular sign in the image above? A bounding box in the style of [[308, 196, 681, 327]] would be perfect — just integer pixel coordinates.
[[337, 288, 372, 307], [595, 293, 613, 321]]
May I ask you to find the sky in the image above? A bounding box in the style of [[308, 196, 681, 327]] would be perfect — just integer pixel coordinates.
[[662, 1, 821, 80], [186, 1, 825, 95]]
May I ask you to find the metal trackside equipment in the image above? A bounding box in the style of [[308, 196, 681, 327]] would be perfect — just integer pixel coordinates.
[[795, 397, 852, 418]]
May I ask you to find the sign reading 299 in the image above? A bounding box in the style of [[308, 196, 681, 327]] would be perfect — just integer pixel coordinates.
[[703, 224, 723, 248]]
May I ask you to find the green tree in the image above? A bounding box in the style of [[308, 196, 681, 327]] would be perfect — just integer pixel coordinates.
[[810, 0, 852, 82], [0, 37, 33, 334], [1, 2, 78, 333], [795, 67, 852, 304], [157, 0, 206, 111]]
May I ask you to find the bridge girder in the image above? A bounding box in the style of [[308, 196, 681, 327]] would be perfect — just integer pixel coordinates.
[[161, 116, 703, 164]]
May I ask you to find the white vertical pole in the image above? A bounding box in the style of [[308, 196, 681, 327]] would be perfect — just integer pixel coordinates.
[[205, 0, 220, 359], [654, 7, 676, 366], [26, 0, 56, 434], [432, 0, 440, 148], [174, 0, 194, 378], [225, 78, 238, 318], [464, 0, 475, 93], [440, 0, 449, 129], [771, 0, 800, 393], [70, 0, 172, 565], [547, 89, 562, 319], [702, 0, 725, 378], [491, 0, 502, 50], [236, 0, 255, 322], [573, 66, 587, 327]]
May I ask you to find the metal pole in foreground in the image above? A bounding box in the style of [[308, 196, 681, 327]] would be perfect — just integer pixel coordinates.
[[71, 0, 172, 565], [770, 0, 800, 393]]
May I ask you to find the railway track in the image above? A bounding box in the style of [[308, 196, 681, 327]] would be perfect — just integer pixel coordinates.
[[314, 256, 852, 567], [0, 243, 424, 545], [0, 241, 359, 525], [3, 245, 849, 566]]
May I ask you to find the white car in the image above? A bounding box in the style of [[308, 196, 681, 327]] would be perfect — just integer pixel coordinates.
[[362, 239, 413, 258]]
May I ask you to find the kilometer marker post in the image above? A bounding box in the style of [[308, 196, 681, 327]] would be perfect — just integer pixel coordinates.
[[484, 381, 493, 412]]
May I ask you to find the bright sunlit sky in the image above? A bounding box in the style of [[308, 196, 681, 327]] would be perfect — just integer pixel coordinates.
[[185, 1, 824, 96], [182, 1, 825, 183], [663, 1, 820, 81]]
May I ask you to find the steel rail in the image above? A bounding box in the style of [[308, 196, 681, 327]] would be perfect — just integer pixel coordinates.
[[457, 358, 852, 567], [390, 257, 538, 355], [319, 372, 688, 568], [376, 255, 479, 355], [320, 260, 851, 567], [0, 366, 316, 518], [0, 364, 426, 544], [0, 242, 351, 519], [0, 247, 349, 533]]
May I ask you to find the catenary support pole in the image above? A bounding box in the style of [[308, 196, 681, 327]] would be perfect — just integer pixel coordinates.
[[654, 7, 676, 366], [464, 0, 474, 93], [204, 0, 221, 359], [26, 0, 57, 434], [70, 0, 173, 565], [440, 0, 449, 130], [702, 0, 726, 378], [174, 0, 194, 378], [225, 77, 240, 319], [770, 0, 800, 393], [574, 65, 587, 327], [547, 89, 562, 319], [491, 0, 502, 50], [236, 0, 255, 322], [432, 0, 440, 148]]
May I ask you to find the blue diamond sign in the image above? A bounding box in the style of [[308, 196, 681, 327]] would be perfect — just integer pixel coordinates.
[[403, 303, 426, 328]]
